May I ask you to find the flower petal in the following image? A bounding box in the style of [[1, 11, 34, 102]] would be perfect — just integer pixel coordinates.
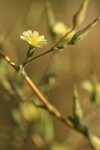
[[20, 30, 47, 47]]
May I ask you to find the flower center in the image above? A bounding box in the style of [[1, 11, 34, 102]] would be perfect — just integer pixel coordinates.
[[31, 38, 38, 45]]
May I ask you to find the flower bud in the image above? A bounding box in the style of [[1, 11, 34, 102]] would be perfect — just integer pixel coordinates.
[[69, 17, 100, 45], [73, 0, 89, 28]]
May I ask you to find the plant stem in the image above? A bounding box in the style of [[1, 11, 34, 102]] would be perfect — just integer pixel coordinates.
[[0, 51, 99, 150], [0, 51, 73, 128]]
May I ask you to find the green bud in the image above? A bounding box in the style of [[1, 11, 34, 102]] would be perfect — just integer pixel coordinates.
[[20, 46, 36, 70], [72, 86, 83, 121], [90, 78, 100, 107], [57, 44, 67, 49], [73, 0, 89, 28], [69, 17, 100, 45], [88, 134, 100, 150], [26, 46, 36, 60]]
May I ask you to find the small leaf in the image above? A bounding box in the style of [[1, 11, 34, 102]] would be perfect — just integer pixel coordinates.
[[69, 17, 100, 45], [73, 0, 89, 28], [67, 116, 88, 135]]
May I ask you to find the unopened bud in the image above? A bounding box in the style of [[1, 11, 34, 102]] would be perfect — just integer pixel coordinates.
[[72, 86, 83, 120], [69, 17, 100, 45], [73, 0, 89, 28]]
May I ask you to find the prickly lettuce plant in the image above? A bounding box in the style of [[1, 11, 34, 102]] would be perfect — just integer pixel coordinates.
[[0, 0, 100, 150]]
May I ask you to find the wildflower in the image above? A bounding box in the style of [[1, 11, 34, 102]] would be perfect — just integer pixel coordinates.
[[53, 22, 67, 36], [20, 30, 47, 47], [52, 22, 76, 42]]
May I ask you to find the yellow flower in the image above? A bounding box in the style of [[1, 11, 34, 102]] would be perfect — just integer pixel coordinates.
[[53, 22, 67, 36], [52, 22, 76, 42], [20, 30, 47, 47]]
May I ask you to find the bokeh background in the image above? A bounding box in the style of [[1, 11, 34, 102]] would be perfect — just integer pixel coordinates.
[[0, 0, 100, 150]]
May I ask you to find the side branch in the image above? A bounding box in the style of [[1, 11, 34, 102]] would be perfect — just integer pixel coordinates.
[[0, 51, 73, 129], [0, 51, 99, 150]]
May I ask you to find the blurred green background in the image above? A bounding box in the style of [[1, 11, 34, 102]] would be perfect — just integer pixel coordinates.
[[0, 0, 100, 150]]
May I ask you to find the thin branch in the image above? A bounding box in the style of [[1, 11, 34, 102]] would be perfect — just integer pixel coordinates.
[[0, 51, 18, 71]]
